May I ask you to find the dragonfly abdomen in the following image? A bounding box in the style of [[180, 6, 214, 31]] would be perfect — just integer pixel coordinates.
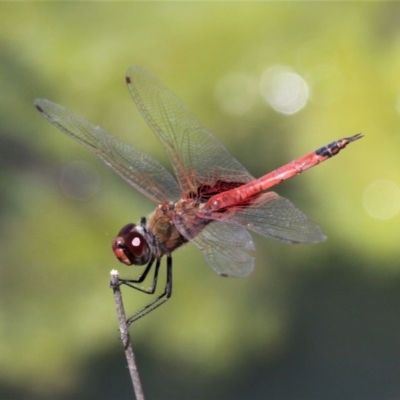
[[204, 133, 363, 212]]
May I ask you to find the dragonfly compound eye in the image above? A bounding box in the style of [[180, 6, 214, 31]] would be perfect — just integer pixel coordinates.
[[112, 224, 151, 266]]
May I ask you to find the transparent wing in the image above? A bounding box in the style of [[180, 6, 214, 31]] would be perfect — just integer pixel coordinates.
[[34, 99, 180, 204], [126, 66, 254, 196], [186, 220, 255, 278], [228, 192, 327, 243], [179, 190, 324, 277]]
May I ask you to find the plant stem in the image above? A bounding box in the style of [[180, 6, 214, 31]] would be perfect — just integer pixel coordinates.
[[110, 270, 145, 400]]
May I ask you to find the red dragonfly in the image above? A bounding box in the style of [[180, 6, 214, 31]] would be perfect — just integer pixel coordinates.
[[35, 66, 362, 324]]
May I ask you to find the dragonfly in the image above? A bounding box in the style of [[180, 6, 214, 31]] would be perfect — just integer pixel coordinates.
[[34, 66, 363, 325]]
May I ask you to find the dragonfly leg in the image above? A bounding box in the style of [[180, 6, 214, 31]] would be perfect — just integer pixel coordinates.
[[116, 257, 160, 295], [126, 254, 173, 325]]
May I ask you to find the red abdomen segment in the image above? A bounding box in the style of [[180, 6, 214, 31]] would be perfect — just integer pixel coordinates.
[[205, 133, 363, 212]]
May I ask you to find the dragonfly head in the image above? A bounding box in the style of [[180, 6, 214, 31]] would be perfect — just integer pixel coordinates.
[[112, 223, 151, 266]]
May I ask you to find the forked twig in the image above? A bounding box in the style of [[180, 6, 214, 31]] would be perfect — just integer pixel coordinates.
[[110, 270, 145, 400]]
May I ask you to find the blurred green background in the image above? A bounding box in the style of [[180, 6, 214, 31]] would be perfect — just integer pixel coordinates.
[[1, 2, 400, 400]]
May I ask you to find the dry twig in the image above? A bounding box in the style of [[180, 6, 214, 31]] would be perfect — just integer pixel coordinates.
[[110, 270, 145, 400]]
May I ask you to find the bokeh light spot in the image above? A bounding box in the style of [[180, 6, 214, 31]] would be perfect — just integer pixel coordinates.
[[363, 180, 400, 220], [395, 94, 400, 116], [260, 66, 309, 115], [215, 72, 258, 116], [296, 39, 345, 106]]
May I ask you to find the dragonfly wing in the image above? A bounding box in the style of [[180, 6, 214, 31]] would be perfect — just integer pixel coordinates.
[[126, 66, 254, 196], [35, 99, 180, 203], [228, 192, 327, 243], [187, 220, 255, 278]]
